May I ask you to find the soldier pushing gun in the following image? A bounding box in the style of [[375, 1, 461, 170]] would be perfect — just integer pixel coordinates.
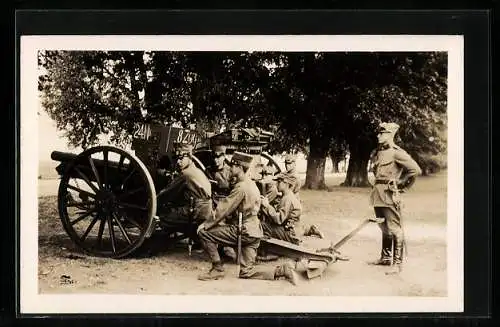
[[197, 152, 298, 285], [369, 122, 422, 275]]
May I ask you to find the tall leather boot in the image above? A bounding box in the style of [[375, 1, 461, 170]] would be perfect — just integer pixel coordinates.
[[386, 238, 404, 275], [369, 234, 393, 266], [274, 262, 298, 285], [198, 261, 226, 281]]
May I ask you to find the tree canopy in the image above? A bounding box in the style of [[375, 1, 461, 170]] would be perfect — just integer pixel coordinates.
[[39, 50, 447, 188]]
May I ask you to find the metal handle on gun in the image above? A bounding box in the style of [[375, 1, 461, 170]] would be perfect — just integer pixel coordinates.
[[236, 212, 243, 276]]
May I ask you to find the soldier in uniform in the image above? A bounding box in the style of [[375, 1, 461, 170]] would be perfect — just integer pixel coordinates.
[[259, 164, 280, 204], [197, 152, 298, 285], [284, 154, 301, 196], [156, 142, 213, 227], [369, 122, 422, 275]]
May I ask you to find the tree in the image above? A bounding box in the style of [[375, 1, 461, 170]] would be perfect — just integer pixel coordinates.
[[39, 50, 447, 190], [340, 52, 448, 186]]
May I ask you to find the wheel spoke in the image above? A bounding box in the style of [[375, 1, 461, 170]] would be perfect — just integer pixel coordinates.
[[88, 157, 102, 189], [74, 166, 100, 193], [67, 184, 96, 198], [116, 201, 148, 211], [79, 215, 99, 242], [117, 154, 125, 171], [112, 212, 132, 245], [103, 149, 109, 189], [66, 200, 96, 208], [96, 216, 106, 247], [70, 207, 99, 226], [121, 167, 137, 187], [107, 214, 117, 254], [118, 187, 145, 199]]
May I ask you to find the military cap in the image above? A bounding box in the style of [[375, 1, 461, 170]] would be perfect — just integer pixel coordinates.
[[284, 154, 296, 164], [273, 172, 295, 185], [263, 165, 277, 176], [378, 122, 400, 134], [213, 145, 226, 156], [230, 151, 254, 169], [173, 142, 193, 156]]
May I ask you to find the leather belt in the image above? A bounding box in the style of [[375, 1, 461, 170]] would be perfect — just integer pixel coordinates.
[[375, 179, 392, 184]]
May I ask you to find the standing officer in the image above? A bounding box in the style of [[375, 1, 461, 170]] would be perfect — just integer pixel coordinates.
[[369, 122, 422, 275], [157, 142, 213, 226], [209, 145, 232, 196], [283, 153, 324, 239], [260, 172, 302, 244], [197, 152, 298, 285], [284, 154, 301, 196]]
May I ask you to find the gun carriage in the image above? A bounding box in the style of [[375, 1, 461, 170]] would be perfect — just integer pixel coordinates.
[[51, 124, 282, 259]]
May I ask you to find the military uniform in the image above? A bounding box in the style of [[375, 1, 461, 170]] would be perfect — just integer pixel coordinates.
[[198, 152, 298, 284], [259, 165, 280, 204], [260, 173, 302, 244], [370, 122, 422, 272], [157, 143, 213, 225]]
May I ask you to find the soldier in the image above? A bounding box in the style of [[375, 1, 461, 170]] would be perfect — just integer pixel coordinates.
[[156, 142, 213, 227], [196, 152, 298, 285], [259, 172, 302, 245], [369, 122, 422, 275], [259, 164, 280, 204], [284, 154, 301, 196]]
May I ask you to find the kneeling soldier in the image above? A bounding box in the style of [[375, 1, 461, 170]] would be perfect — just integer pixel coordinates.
[[260, 172, 302, 244], [157, 142, 213, 226], [197, 152, 298, 285]]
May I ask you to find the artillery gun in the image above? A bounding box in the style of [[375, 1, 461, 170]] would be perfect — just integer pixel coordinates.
[[51, 124, 282, 258]]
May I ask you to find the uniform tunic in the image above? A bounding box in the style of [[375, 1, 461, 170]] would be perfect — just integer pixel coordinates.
[[158, 162, 212, 223], [199, 175, 283, 280], [369, 143, 421, 260], [211, 163, 232, 196], [260, 191, 302, 244]]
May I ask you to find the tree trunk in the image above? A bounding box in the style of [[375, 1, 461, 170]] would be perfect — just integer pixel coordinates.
[[342, 141, 372, 187], [330, 155, 340, 173], [303, 137, 328, 190]]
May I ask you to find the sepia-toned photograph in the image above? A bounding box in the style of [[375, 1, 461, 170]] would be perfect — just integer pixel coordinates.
[[20, 35, 464, 313]]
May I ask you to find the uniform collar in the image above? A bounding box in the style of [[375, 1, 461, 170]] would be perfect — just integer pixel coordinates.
[[377, 143, 391, 151]]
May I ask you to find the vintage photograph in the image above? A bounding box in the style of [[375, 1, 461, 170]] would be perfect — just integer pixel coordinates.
[[21, 35, 463, 313]]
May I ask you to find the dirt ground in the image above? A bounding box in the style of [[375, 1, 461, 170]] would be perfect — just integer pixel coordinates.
[[37, 171, 447, 296]]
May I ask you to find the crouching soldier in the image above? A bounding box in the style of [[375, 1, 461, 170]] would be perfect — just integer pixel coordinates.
[[209, 145, 232, 197], [196, 152, 298, 285], [257, 172, 337, 262], [369, 122, 422, 275], [156, 142, 213, 230]]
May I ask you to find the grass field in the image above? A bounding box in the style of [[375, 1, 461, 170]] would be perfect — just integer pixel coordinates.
[[37, 170, 448, 297]]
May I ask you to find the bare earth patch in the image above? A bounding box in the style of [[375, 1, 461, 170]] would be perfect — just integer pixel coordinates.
[[37, 171, 447, 296]]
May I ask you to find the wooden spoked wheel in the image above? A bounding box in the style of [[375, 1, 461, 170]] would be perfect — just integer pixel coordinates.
[[57, 146, 157, 258]]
